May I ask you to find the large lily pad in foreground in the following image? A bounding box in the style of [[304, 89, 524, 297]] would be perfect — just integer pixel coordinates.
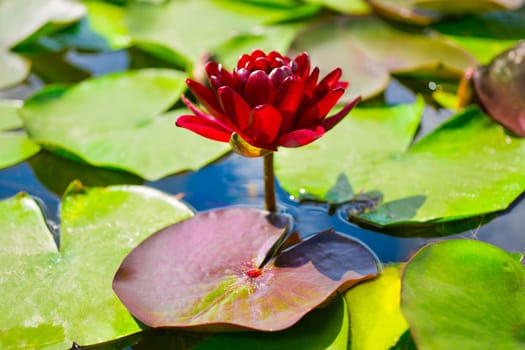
[[401, 239, 525, 349], [275, 100, 525, 226], [113, 208, 378, 331], [0, 184, 193, 349], [0, 99, 40, 169], [20, 69, 230, 180], [196, 293, 349, 350]]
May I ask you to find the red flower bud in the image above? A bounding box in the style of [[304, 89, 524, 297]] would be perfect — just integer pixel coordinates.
[[176, 50, 360, 156]]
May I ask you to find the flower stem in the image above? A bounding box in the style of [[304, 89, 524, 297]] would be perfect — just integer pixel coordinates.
[[263, 153, 277, 213]]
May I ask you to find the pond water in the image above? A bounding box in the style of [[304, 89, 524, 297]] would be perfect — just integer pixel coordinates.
[[2, 49, 525, 349]]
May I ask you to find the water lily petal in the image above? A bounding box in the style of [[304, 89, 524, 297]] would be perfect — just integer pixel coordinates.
[[278, 126, 325, 147], [176, 115, 233, 142], [275, 77, 305, 132], [294, 52, 311, 79], [302, 88, 345, 128], [244, 70, 276, 107], [304, 67, 320, 98], [185, 79, 223, 118], [218, 86, 251, 130], [321, 96, 361, 131], [245, 105, 282, 147], [314, 68, 343, 102]]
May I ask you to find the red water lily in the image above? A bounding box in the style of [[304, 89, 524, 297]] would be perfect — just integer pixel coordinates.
[[176, 49, 360, 155]]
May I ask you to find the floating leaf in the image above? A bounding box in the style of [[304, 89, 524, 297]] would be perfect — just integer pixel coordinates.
[[113, 208, 378, 331], [367, 0, 525, 25], [0, 184, 193, 349], [345, 265, 408, 350], [401, 239, 525, 350], [40, 0, 131, 51], [303, 0, 372, 14], [432, 9, 525, 64], [292, 16, 475, 100], [195, 293, 349, 350], [0, 99, 40, 170], [275, 99, 525, 226], [20, 69, 230, 180], [0, 0, 85, 89], [125, 0, 320, 68], [473, 41, 525, 137]]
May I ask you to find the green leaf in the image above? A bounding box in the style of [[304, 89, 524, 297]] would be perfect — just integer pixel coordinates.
[[0, 99, 23, 130], [0, 52, 31, 90], [0, 0, 85, 88], [401, 239, 525, 350], [20, 69, 230, 180], [303, 0, 372, 14], [195, 293, 349, 350], [125, 0, 320, 68], [0, 99, 40, 169], [345, 265, 409, 350], [432, 9, 525, 64], [275, 100, 525, 225], [0, 184, 193, 349], [292, 16, 475, 100], [42, 0, 131, 51]]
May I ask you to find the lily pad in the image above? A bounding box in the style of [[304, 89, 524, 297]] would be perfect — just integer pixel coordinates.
[[0, 184, 194, 349], [275, 100, 525, 225], [113, 208, 378, 331], [0, 0, 85, 89], [292, 16, 475, 100], [401, 239, 525, 350], [195, 293, 349, 350], [367, 0, 525, 25], [40, 0, 131, 52], [303, 0, 372, 14], [20, 69, 230, 180], [473, 41, 525, 137], [125, 0, 320, 69], [345, 265, 408, 350], [0, 99, 40, 169], [432, 9, 525, 64]]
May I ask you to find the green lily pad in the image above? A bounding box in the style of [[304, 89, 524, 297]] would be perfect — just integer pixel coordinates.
[[0, 184, 194, 349], [195, 293, 349, 350], [0, 99, 40, 169], [20, 69, 230, 180], [125, 0, 320, 69], [292, 16, 475, 100], [367, 0, 524, 25], [432, 9, 525, 64], [303, 0, 372, 14], [113, 208, 378, 331], [0, 0, 85, 89], [401, 239, 525, 350], [345, 265, 408, 350], [275, 99, 525, 226], [41, 0, 131, 52]]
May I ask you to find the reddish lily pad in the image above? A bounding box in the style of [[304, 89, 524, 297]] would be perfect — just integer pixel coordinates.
[[113, 208, 379, 331], [473, 41, 525, 137], [367, 0, 524, 25]]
